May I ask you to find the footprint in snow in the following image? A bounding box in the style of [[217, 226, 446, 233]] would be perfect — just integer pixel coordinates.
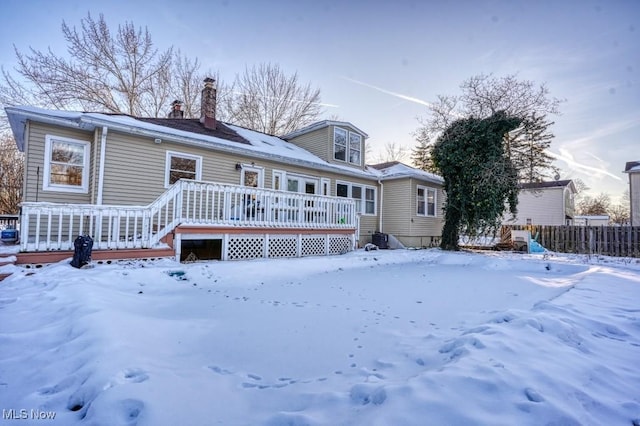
[[38, 375, 77, 395], [208, 365, 233, 375], [0, 298, 17, 307], [350, 384, 387, 406], [122, 369, 149, 383], [524, 387, 545, 402], [118, 399, 144, 424]]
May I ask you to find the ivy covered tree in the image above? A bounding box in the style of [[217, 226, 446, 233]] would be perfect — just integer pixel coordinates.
[[414, 74, 561, 182], [432, 111, 522, 251]]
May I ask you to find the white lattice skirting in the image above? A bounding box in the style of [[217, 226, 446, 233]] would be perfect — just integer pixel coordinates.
[[177, 233, 354, 262]]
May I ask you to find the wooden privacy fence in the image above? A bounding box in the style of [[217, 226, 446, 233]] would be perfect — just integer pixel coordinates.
[[503, 225, 640, 258]]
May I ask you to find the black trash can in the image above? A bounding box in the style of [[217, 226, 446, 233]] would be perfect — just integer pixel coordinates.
[[70, 235, 94, 268], [372, 232, 388, 249]]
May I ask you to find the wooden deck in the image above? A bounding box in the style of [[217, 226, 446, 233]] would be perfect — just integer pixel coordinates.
[[15, 247, 176, 266]]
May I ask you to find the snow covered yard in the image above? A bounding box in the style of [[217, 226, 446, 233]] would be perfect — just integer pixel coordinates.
[[1, 248, 639, 425]]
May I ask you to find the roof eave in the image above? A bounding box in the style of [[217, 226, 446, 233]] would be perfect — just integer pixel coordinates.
[[379, 173, 444, 185], [283, 120, 369, 139], [6, 106, 380, 181], [77, 114, 381, 181], [5, 106, 88, 151]]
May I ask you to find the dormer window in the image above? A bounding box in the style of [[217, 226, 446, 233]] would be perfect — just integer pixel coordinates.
[[334, 127, 362, 166], [349, 132, 361, 164]]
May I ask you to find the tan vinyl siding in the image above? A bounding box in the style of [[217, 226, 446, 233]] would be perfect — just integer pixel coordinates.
[[408, 179, 445, 237], [101, 131, 165, 205], [377, 178, 444, 247], [358, 215, 378, 245], [380, 179, 412, 235], [99, 130, 381, 221], [286, 127, 329, 161], [24, 122, 94, 204]]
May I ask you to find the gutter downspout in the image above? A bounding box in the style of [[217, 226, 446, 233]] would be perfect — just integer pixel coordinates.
[[378, 179, 383, 233], [96, 126, 108, 205]]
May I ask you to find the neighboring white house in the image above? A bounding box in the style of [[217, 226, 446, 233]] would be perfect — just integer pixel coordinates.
[[503, 180, 577, 226], [624, 161, 640, 226], [573, 215, 610, 226]]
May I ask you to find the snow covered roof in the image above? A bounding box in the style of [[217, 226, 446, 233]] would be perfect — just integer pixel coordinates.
[[624, 161, 640, 173], [369, 161, 444, 184], [282, 120, 369, 139], [519, 180, 576, 192], [5, 106, 379, 180]]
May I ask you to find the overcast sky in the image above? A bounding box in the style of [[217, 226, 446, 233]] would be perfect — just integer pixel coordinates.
[[1, 0, 637, 200]]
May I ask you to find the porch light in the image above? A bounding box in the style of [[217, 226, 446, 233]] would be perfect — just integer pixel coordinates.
[[235, 163, 242, 170]]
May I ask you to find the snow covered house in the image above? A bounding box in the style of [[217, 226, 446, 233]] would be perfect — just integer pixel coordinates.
[[624, 161, 640, 226], [503, 180, 577, 226], [5, 79, 444, 264], [369, 161, 445, 248]]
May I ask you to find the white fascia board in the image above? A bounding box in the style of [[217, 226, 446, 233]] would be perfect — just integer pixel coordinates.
[[379, 173, 444, 185], [283, 120, 369, 139], [5, 106, 86, 151]]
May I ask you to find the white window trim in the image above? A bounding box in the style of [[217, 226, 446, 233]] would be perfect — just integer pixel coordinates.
[[321, 178, 331, 196], [272, 170, 285, 190], [364, 186, 376, 215], [348, 132, 362, 165], [240, 164, 264, 188], [416, 185, 437, 217], [333, 127, 362, 166], [336, 180, 377, 216], [165, 150, 203, 188], [43, 135, 90, 193]]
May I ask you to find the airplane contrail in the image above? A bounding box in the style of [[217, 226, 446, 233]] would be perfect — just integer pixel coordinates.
[[340, 76, 435, 108], [341, 76, 466, 119], [546, 149, 622, 181]]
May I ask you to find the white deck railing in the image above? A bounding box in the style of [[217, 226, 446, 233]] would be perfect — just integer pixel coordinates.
[[19, 180, 357, 252]]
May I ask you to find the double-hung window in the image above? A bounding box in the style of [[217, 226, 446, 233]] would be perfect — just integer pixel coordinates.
[[417, 185, 437, 217], [336, 181, 376, 215], [334, 128, 347, 162], [349, 133, 361, 164], [43, 135, 90, 193], [333, 127, 362, 166], [165, 151, 202, 187]]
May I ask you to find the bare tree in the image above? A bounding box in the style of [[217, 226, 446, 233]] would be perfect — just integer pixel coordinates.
[[0, 13, 208, 119], [0, 134, 23, 214], [609, 189, 630, 225], [577, 193, 612, 216], [414, 74, 561, 181], [572, 178, 590, 194], [219, 63, 323, 136], [372, 142, 409, 164]]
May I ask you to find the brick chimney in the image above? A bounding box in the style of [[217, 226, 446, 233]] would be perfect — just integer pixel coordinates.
[[168, 100, 184, 119], [200, 77, 216, 130]]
